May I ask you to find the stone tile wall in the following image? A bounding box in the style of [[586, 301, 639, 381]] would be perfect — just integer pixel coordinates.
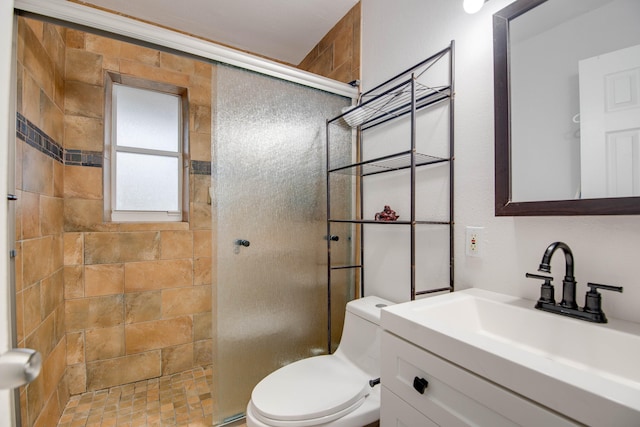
[[61, 29, 214, 393], [15, 18, 69, 427], [15, 16, 214, 426], [297, 2, 361, 84]]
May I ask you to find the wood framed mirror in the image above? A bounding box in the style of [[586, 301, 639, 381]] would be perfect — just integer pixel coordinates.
[[494, 0, 640, 216]]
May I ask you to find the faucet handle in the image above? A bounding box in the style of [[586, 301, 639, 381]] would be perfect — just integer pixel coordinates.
[[583, 283, 623, 323], [526, 272, 555, 305]]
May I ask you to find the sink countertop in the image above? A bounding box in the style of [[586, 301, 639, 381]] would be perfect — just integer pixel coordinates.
[[381, 288, 640, 426]]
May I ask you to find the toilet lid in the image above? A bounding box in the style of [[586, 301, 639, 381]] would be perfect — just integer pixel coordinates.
[[251, 355, 370, 423]]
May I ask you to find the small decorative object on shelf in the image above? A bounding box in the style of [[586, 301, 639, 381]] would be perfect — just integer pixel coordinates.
[[375, 205, 399, 222]]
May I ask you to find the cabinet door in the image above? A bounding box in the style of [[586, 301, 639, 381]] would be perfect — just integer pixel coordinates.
[[381, 332, 577, 427], [381, 386, 438, 427]]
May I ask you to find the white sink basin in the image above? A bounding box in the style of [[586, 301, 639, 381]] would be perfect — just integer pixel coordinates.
[[381, 288, 640, 426]]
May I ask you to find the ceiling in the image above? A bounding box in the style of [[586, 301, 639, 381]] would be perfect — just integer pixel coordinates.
[[74, 0, 359, 65]]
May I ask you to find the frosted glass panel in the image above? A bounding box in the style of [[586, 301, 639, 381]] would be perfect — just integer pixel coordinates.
[[214, 65, 351, 424], [116, 152, 179, 211], [114, 85, 180, 152]]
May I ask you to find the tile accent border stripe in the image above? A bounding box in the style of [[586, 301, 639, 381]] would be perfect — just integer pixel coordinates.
[[191, 160, 211, 176], [16, 112, 63, 163], [16, 113, 212, 175]]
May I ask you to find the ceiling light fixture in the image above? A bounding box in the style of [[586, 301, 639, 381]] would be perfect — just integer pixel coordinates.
[[463, 0, 486, 14]]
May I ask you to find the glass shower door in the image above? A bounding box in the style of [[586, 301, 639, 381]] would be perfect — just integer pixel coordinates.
[[213, 65, 352, 424]]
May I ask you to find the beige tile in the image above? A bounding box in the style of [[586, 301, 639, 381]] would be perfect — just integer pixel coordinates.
[[65, 81, 104, 119], [160, 51, 195, 75], [85, 33, 121, 57], [25, 312, 56, 360], [161, 286, 211, 318], [25, 373, 45, 427], [160, 230, 193, 260], [22, 236, 54, 286], [190, 104, 211, 134], [41, 337, 66, 399], [54, 302, 66, 343], [21, 71, 40, 125], [120, 43, 160, 67], [194, 340, 212, 366], [14, 241, 23, 293], [39, 92, 64, 144], [161, 343, 193, 376], [64, 115, 104, 152], [15, 290, 24, 344], [189, 132, 212, 162], [84, 263, 124, 297], [43, 22, 65, 74], [193, 258, 211, 287], [65, 48, 104, 85], [22, 145, 54, 196], [51, 234, 64, 273], [54, 64, 65, 111], [85, 325, 125, 362], [63, 265, 84, 299], [125, 291, 161, 324], [193, 312, 211, 342], [41, 269, 64, 319], [86, 351, 161, 391], [191, 174, 212, 204], [119, 60, 190, 88], [125, 316, 192, 354], [65, 28, 85, 49], [53, 160, 64, 198], [63, 232, 84, 266], [66, 331, 85, 364], [21, 190, 40, 239], [66, 363, 87, 395], [40, 195, 64, 236], [32, 385, 62, 427], [124, 259, 192, 292], [22, 20, 54, 97], [189, 71, 212, 102], [65, 295, 124, 331], [189, 203, 211, 231], [64, 165, 103, 199], [63, 198, 103, 232], [193, 230, 212, 258], [23, 283, 41, 337], [84, 232, 160, 265], [194, 60, 213, 79]]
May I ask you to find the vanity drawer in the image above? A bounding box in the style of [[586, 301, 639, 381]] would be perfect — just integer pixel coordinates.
[[381, 331, 577, 427], [381, 386, 438, 427]]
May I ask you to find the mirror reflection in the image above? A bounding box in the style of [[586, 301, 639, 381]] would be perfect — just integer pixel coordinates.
[[509, 0, 640, 202]]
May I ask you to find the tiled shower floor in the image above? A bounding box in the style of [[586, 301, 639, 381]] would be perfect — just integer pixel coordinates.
[[56, 366, 238, 427]]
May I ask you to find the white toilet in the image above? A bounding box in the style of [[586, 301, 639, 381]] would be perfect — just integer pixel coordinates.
[[246, 296, 393, 427]]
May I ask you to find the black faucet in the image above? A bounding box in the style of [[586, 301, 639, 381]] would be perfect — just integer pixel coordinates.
[[526, 241, 623, 323], [537, 241, 577, 309]]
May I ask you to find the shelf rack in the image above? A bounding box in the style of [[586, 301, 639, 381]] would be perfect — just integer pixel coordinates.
[[326, 41, 455, 308]]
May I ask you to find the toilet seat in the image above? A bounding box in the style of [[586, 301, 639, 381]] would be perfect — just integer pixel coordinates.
[[251, 355, 370, 427]]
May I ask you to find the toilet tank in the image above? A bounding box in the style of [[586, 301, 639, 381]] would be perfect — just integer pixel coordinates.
[[334, 296, 393, 378]]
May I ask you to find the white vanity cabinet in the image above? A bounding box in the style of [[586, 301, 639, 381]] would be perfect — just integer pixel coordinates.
[[380, 331, 577, 426]]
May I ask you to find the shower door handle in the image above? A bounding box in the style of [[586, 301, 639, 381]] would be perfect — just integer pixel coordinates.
[[0, 348, 42, 389], [235, 239, 250, 247]]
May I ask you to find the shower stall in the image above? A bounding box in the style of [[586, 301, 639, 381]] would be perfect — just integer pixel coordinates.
[[8, 4, 357, 426], [213, 65, 354, 424]]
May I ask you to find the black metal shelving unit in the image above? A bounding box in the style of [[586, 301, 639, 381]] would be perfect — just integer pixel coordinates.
[[326, 41, 455, 307]]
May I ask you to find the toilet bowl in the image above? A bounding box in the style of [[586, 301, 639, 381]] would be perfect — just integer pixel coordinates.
[[246, 296, 392, 427]]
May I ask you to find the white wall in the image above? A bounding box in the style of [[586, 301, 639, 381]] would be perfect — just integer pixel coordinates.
[[0, 0, 15, 425], [361, 0, 640, 324]]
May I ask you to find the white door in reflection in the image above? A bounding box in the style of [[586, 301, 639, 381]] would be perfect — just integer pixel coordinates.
[[580, 44, 640, 198]]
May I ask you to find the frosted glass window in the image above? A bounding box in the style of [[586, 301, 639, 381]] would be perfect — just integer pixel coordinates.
[[114, 85, 180, 152], [116, 152, 179, 211], [110, 82, 183, 222]]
